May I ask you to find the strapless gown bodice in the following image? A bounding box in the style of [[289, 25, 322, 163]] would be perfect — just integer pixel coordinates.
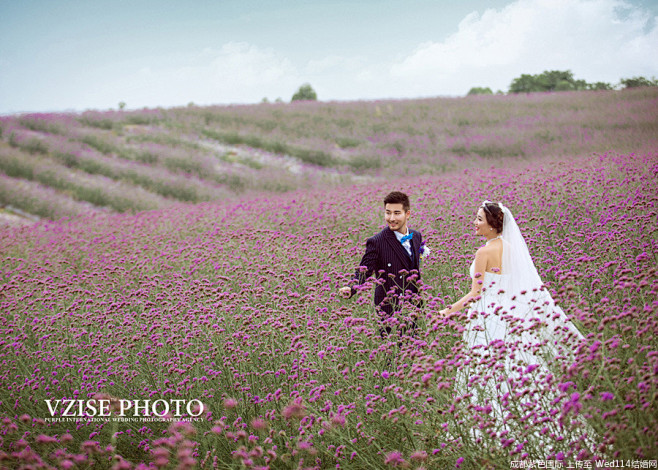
[[465, 260, 510, 346], [469, 260, 505, 287]]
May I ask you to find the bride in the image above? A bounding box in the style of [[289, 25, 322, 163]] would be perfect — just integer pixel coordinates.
[[438, 201, 589, 454]]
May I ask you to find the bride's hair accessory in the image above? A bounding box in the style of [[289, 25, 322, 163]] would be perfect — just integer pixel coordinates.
[[482, 200, 505, 211]]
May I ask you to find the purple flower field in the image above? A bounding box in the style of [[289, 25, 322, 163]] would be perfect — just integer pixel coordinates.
[[0, 90, 657, 468], [1, 88, 657, 225]]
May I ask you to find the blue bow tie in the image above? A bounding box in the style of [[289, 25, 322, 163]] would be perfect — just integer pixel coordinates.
[[400, 232, 413, 244]]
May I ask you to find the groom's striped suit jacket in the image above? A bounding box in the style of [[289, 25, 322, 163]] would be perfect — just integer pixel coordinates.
[[350, 227, 423, 316]]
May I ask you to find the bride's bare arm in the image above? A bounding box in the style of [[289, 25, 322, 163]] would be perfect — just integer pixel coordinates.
[[439, 249, 488, 316]]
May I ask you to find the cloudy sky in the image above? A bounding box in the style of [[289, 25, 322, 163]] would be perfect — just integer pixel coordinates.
[[1, 0, 657, 114]]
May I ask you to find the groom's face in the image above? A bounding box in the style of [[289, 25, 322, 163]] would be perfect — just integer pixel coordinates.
[[385, 203, 410, 233]]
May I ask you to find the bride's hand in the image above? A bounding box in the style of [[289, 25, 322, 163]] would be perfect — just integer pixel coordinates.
[[439, 308, 459, 320], [433, 309, 450, 322]]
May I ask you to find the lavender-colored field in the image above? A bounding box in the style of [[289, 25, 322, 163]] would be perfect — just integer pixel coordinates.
[[1, 88, 657, 223], [0, 90, 657, 468]]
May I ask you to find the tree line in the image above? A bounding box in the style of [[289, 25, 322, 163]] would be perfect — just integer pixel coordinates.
[[468, 70, 658, 95], [272, 70, 657, 104]]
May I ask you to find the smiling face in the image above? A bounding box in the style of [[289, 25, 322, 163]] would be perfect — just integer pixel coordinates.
[[474, 207, 493, 236], [385, 203, 410, 233]]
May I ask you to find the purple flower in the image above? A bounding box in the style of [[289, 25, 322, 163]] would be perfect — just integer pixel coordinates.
[[558, 381, 575, 393], [384, 451, 405, 466]]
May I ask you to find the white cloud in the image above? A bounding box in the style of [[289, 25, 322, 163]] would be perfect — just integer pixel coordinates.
[[388, 0, 658, 95], [305, 55, 368, 76], [110, 42, 303, 107], [10, 0, 657, 112], [205, 42, 297, 91]]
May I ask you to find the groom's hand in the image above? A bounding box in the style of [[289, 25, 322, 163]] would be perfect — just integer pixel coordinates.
[[338, 286, 352, 298]]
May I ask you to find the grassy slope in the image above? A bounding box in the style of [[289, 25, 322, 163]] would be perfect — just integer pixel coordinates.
[[0, 88, 656, 222]]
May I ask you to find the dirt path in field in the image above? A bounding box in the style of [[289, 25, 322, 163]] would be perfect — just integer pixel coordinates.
[[196, 139, 376, 184], [0, 210, 36, 228]]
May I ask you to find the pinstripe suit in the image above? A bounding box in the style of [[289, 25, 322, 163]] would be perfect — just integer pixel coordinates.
[[350, 227, 423, 318]]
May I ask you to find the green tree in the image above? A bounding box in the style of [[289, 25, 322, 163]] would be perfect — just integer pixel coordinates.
[[588, 81, 613, 91], [620, 76, 658, 89], [510, 70, 594, 93], [466, 87, 493, 96], [572, 79, 588, 91], [536, 70, 579, 91], [509, 74, 537, 93], [554, 80, 572, 91], [536, 70, 566, 91], [291, 83, 317, 102]]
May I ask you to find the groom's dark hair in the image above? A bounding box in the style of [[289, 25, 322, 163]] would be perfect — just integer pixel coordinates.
[[384, 191, 410, 212]]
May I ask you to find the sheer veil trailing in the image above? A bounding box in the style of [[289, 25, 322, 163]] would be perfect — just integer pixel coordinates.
[[498, 203, 543, 295], [486, 200, 584, 341]]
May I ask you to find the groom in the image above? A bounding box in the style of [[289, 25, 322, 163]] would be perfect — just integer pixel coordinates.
[[339, 191, 423, 335]]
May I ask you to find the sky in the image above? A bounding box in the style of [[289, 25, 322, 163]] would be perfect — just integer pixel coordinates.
[[1, 0, 657, 114]]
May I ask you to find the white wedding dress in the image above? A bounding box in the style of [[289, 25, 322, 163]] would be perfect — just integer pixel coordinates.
[[456, 204, 588, 454], [463, 254, 584, 353]]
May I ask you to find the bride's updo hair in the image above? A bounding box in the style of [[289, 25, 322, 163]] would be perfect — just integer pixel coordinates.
[[481, 201, 504, 233]]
